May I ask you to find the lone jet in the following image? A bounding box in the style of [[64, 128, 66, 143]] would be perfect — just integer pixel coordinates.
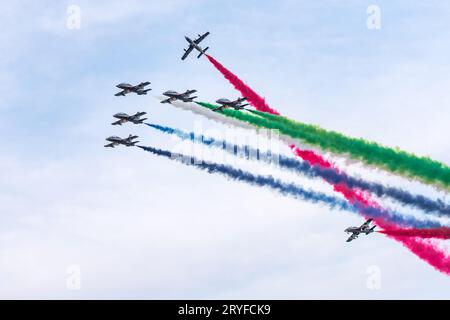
[[345, 218, 376, 242], [111, 112, 147, 125], [115, 82, 151, 96], [104, 135, 139, 148], [161, 90, 197, 104], [181, 32, 210, 60], [212, 97, 249, 112]]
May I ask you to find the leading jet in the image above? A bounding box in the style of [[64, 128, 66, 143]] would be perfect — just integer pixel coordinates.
[[161, 89, 197, 104], [181, 32, 210, 60], [345, 219, 376, 242], [115, 82, 151, 96], [212, 97, 249, 112], [104, 135, 139, 148], [111, 112, 147, 125]]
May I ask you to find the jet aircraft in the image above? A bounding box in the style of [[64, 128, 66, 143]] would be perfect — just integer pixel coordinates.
[[104, 135, 139, 148], [111, 112, 147, 125], [212, 97, 249, 111], [181, 32, 210, 60], [345, 219, 376, 242], [115, 82, 151, 96], [161, 90, 197, 104]]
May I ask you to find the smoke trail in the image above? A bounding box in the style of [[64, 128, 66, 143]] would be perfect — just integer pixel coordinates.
[[144, 125, 448, 229], [203, 55, 450, 188], [138, 145, 353, 212], [206, 54, 280, 115], [156, 96, 255, 130], [147, 123, 450, 217], [141, 144, 449, 228], [199, 53, 450, 273], [192, 102, 450, 274], [138, 144, 450, 269], [157, 95, 319, 154], [291, 145, 450, 275], [252, 109, 450, 189], [196, 102, 450, 189], [379, 228, 450, 240]]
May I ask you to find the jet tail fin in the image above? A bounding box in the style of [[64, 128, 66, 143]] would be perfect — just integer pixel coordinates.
[[366, 226, 376, 234], [138, 88, 152, 95], [197, 47, 209, 58], [212, 106, 224, 112]]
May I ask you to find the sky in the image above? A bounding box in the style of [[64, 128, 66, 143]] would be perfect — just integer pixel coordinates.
[[0, 0, 449, 299]]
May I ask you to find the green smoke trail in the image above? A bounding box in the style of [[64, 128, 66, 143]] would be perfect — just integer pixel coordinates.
[[196, 102, 450, 189]]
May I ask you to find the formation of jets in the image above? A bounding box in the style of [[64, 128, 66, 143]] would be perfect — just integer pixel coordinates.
[[212, 97, 249, 111], [344, 219, 376, 242], [161, 89, 197, 104], [115, 82, 152, 96], [105, 31, 376, 243]]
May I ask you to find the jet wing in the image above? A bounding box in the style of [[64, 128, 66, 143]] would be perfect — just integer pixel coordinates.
[[126, 135, 139, 141], [361, 219, 373, 228], [160, 98, 172, 104], [346, 233, 358, 242], [136, 81, 150, 89], [212, 106, 225, 112], [111, 120, 124, 126], [194, 32, 209, 44], [115, 90, 126, 96], [133, 112, 146, 118], [181, 46, 194, 60], [104, 143, 116, 148], [184, 89, 197, 95], [137, 88, 151, 95]]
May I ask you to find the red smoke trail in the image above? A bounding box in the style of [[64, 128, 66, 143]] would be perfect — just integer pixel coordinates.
[[291, 144, 450, 274], [206, 54, 450, 274], [379, 228, 450, 240], [206, 55, 280, 115]]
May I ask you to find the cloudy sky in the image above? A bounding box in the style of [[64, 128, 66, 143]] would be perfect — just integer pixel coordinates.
[[0, 0, 449, 299]]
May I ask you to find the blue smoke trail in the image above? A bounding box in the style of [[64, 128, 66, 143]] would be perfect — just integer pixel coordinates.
[[138, 145, 443, 229], [146, 123, 450, 218]]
